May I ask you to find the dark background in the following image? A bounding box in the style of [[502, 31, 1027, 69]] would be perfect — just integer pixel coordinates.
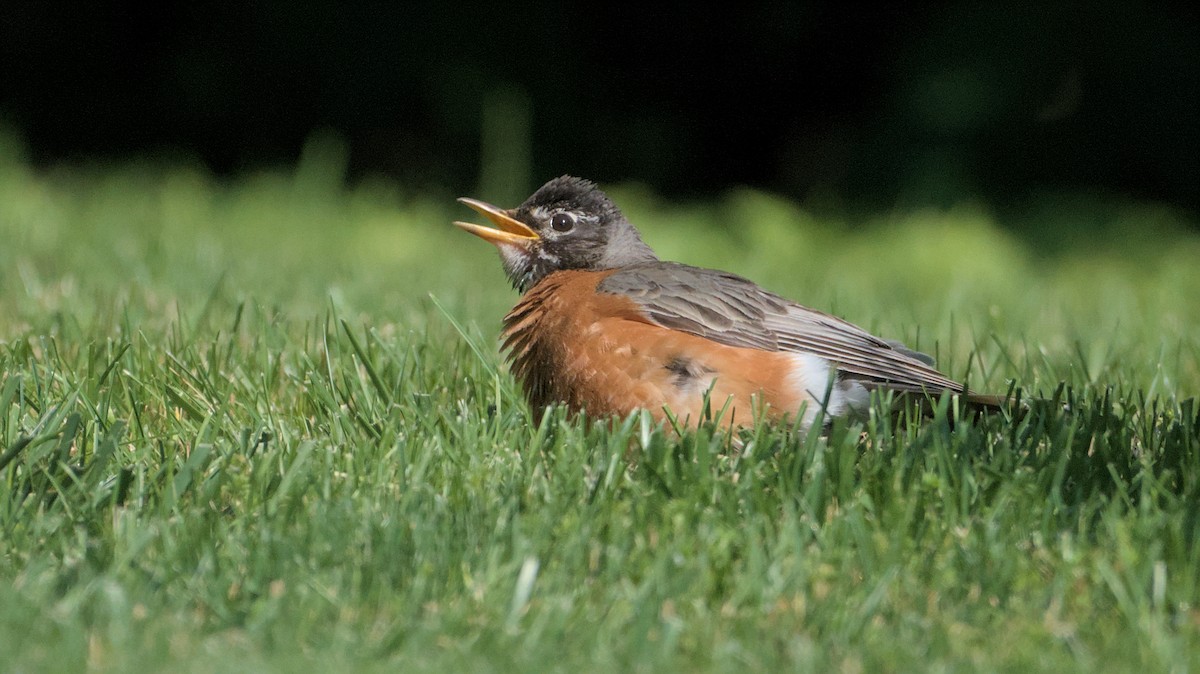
[[3, 1, 1197, 213]]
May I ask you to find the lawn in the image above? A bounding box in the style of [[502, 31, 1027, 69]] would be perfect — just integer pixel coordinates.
[[1, 139, 1198, 671]]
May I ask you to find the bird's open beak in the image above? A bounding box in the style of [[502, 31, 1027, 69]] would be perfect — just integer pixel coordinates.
[[454, 198, 539, 246]]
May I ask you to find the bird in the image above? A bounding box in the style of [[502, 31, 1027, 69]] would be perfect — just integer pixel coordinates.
[[454, 175, 1005, 431]]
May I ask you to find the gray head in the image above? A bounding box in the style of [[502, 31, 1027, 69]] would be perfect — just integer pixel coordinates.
[[454, 176, 659, 292]]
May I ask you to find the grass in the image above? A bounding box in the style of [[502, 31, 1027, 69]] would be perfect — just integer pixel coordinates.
[[1, 140, 1198, 671]]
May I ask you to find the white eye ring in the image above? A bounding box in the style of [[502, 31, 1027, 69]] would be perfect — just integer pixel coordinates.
[[550, 212, 575, 232]]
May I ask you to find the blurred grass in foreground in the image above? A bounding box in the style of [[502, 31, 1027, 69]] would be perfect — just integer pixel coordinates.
[[1, 139, 1198, 672]]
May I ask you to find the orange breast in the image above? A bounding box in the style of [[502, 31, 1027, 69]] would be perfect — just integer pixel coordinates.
[[502, 270, 812, 429]]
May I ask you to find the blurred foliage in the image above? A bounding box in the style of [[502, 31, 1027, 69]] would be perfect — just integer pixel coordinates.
[[2, 2, 1196, 212]]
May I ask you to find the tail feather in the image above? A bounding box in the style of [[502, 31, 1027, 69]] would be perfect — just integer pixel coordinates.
[[864, 384, 1052, 421], [961, 388, 1069, 423], [963, 392, 1015, 410]]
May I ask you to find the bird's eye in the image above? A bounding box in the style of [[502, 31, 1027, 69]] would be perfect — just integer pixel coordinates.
[[550, 212, 575, 232]]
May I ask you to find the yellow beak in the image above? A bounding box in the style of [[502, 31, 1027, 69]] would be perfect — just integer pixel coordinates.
[[453, 198, 539, 246]]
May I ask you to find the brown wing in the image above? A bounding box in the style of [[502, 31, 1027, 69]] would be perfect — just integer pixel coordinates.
[[597, 262, 965, 393]]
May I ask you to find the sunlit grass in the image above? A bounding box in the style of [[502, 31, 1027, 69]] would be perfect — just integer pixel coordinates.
[[1, 146, 1198, 672]]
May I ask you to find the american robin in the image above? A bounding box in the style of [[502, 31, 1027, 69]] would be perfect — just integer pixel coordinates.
[[455, 175, 1004, 430]]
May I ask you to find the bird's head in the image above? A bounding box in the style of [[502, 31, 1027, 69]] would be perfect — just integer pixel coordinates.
[[454, 176, 658, 292]]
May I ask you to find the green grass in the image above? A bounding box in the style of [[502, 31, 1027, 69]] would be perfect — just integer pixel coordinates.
[[1, 142, 1198, 671]]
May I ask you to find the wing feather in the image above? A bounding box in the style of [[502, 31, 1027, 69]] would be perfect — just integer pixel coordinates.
[[597, 262, 963, 393]]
